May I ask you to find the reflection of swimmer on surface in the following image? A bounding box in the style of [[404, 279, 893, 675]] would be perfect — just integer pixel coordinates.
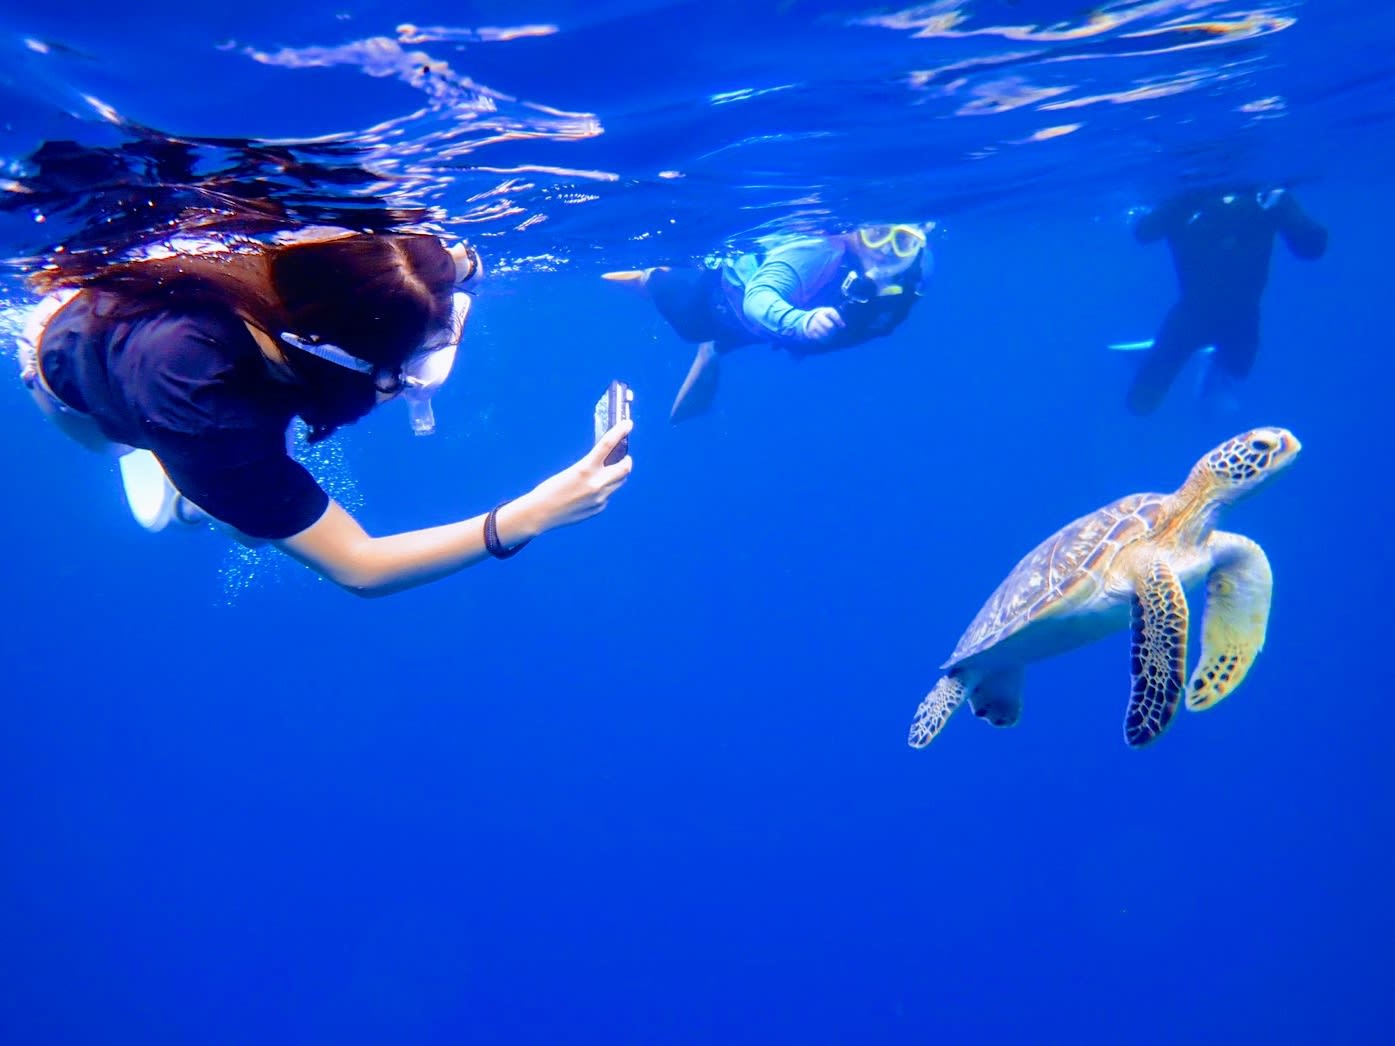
[[16, 231, 633, 597], [1127, 185, 1327, 417], [605, 223, 933, 422]]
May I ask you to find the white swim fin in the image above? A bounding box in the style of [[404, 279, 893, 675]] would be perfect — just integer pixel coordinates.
[[119, 450, 178, 531], [118, 450, 207, 531]]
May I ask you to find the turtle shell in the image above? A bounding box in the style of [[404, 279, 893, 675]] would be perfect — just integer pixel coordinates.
[[944, 492, 1168, 667]]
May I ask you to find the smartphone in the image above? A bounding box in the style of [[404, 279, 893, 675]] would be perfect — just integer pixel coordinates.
[[593, 380, 633, 465]]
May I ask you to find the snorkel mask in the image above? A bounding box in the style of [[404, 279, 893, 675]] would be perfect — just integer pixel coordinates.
[[279, 241, 483, 436], [857, 224, 926, 260], [853, 224, 929, 287]]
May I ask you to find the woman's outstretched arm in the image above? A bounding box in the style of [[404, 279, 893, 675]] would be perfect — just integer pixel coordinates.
[[276, 419, 633, 597]]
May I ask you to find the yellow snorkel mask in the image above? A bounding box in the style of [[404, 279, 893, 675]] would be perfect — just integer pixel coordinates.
[[857, 223, 926, 259]]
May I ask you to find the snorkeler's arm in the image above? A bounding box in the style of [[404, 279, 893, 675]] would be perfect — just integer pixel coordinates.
[[1272, 192, 1328, 259], [742, 260, 816, 340], [741, 241, 846, 342], [275, 419, 633, 597]]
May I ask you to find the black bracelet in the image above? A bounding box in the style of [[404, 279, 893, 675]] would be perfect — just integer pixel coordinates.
[[484, 500, 531, 560]]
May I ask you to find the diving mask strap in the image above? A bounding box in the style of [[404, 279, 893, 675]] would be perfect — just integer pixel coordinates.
[[279, 288, 471, 436], [278, 331, 375, 375]]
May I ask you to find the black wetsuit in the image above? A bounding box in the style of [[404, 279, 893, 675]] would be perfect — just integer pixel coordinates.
[[39, 290, 330, 539], [1128, 187, 1327, 415]]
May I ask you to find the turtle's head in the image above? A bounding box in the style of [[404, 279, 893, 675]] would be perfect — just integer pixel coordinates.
[[1189, 427, 1301, 504]]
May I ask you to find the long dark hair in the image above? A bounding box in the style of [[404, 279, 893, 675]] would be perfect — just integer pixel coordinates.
[[31, 233, 457, 441]]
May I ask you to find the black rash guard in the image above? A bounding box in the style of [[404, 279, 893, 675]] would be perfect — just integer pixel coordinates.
[[38, 290, 330, 539]]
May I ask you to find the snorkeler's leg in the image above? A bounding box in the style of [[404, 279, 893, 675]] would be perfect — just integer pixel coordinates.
[[23, 375, 213, 533], [644, 267, 729, 343], [1211, 307, 1261, 382], [23, 358, 215, 534], [1200, 307, 1261, 421], [642, 267, 750, 422], [26, 384, 125, 455], [1126, 303, 1211, 415]]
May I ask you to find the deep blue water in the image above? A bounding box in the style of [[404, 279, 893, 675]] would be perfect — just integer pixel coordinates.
[[1, 2, 1393, 1043]]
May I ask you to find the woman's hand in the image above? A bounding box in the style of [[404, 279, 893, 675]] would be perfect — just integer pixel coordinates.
[[499, 418, 634, 542], [803, 306, 846, 342]]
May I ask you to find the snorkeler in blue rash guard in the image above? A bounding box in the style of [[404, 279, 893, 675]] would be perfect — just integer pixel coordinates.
[[604, 224, 933, 422], [1127, 185, 1327, 416]]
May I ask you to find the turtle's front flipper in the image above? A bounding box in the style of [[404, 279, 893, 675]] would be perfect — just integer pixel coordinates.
[[1188, 531, 1272, 711], [1125, 560, 1188, 747], [908, 672, 971, 748], [969, 667, 1023, 727]]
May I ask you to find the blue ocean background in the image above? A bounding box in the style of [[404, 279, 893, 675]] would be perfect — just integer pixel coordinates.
[[1, 2, 1392, 1042]]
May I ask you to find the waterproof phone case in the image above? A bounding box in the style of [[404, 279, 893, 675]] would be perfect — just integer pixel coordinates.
[[593, 380, 633, 465]]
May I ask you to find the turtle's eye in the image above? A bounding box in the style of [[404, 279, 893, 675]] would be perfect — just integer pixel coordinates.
[[1250, 438, 1273, 452]]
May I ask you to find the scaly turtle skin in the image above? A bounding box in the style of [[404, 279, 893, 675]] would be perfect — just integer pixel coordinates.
[[908, 427, 1301, 749]]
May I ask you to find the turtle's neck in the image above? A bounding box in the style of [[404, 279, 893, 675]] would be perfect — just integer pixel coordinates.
[[1168, 467, 1225, 544]]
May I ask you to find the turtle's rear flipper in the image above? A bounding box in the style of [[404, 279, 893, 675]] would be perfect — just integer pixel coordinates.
[[670, 341, 721, 423], [1125, 560, 1188, 747], [1188, 532, 1272, 711], [909, 673, 969, 748], [970, 667, 1023, 727]]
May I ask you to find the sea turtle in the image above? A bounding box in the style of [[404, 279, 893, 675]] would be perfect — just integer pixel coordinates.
[[908, 427, 1301, 749]]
